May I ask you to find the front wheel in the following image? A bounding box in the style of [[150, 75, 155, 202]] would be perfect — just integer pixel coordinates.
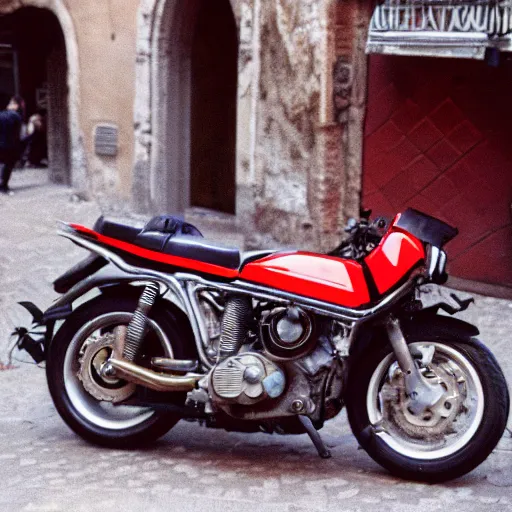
[[346, 333, 509, 482]]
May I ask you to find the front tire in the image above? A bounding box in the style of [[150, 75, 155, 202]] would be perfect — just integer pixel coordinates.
[[46, 293, 196, 448], [346, 332, 509, 482]]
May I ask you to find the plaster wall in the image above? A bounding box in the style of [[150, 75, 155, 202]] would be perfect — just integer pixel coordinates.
[[66, 0, 138, 203], [2, 0, 368, 249], [133, 0, 369, 249]]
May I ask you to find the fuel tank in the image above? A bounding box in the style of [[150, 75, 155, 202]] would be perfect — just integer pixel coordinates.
[[365, 229, 425, 294], [239, 252, 370, 308]]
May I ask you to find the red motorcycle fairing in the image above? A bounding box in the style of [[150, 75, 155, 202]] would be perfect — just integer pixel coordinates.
[[67, 222, 423, 309], [365, 229, 425, 295], [239, 252, 370, 308]]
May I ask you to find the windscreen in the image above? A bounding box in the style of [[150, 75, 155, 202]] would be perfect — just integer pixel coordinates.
[[394, 208, 458, 248]]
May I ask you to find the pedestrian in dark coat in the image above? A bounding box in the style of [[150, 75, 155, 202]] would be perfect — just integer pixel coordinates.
[[0, 96, 24, 195]]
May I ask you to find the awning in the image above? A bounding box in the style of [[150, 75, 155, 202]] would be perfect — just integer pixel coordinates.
[[367, 1, 512, 59]]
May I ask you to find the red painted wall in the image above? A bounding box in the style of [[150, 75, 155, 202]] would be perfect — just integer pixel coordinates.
[[363, 54, 512, 288]]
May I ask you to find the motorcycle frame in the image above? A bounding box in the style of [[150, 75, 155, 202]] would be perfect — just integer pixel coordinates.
[[46, 228, 418, 370]]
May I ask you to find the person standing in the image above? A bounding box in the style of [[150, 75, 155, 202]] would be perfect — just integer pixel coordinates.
[[25, 109, 47, 167], [0, 96, 24, 195]]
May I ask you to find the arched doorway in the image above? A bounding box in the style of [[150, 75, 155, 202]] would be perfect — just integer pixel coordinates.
[[153, 0, 238, 215], [0, 7, 70, 184]]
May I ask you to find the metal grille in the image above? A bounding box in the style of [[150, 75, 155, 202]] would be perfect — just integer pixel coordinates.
[[212, 366, 245, 398], [94, 124, 118, 157]]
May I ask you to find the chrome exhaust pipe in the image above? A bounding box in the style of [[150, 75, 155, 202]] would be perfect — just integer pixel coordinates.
[[108, 358, 202, 392]]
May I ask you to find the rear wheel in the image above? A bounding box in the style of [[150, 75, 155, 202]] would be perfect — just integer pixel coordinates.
[[46, 293, 196, 448], [346, 334, 509, 482]]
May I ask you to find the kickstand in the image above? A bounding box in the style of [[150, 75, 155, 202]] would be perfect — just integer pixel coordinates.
[[298, 415, 331, 459]]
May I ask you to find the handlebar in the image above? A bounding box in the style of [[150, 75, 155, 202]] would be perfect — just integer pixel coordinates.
[[329, 212, 389, 261]]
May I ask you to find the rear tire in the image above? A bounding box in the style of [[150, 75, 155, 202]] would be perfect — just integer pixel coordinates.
[[46, 293, 197, 448], [346, 333, 509, 482]]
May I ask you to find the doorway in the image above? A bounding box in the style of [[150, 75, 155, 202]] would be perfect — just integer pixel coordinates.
[[0, 7, 70, 183], [156, 0, 238, 215], [189, 0, 238, 214]]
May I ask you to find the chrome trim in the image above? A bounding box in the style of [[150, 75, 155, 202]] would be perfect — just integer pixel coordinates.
[[186, 281, 214, 365], [385, 317, 444, 415], [438, 250, 447, 276], [426, 245, 448, 283], [198, 290, 225, 313], [175, 272, 414, 324]]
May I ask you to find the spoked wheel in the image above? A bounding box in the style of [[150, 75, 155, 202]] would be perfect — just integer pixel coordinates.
[[346, 335, 509, 482], [46, 294, 196, 448]]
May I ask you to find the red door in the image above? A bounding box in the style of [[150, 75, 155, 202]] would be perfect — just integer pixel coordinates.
[[363, 54, 512, 291]]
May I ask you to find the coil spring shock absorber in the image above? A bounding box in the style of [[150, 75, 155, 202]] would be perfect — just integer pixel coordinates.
[[218, 296, 252, 360], [123, 282, 160, 361]]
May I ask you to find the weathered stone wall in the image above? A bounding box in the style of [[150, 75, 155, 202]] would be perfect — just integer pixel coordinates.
[[245, 0, 369, 251], [132, 0, 372, 250], [247, 0, 324, 249], [1, 0, 371, 249]]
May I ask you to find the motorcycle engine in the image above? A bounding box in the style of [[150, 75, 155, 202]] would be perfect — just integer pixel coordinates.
[[210, 353, 286, 406], [197, 297, 343, 427]]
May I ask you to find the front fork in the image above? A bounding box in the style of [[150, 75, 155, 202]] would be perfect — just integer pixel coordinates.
[[385, 316, 444, 415]]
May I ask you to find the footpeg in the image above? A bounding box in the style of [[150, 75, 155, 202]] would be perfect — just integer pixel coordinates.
[[151, 358, 198, 373], [298, 415, 332, 459]]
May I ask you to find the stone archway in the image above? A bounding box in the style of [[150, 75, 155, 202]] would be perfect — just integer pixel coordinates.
[[134, 0, 239, 215], [0, 1, 85, 190]]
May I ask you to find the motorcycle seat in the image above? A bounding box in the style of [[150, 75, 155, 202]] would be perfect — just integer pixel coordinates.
[[93, 216, 141, 243], [157, 235, 241, 270], [92, 215, 241, 270]]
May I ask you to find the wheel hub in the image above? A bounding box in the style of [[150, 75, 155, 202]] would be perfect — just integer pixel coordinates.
[[380, 357, 465, 440], [78, 333, 135, 403]]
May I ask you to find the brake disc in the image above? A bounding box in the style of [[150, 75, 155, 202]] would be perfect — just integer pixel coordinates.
[[380, 358, 465, 441], [77, 333, 135, 403]]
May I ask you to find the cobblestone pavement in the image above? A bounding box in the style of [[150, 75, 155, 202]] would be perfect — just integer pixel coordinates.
[[0, 170, 511, 512]]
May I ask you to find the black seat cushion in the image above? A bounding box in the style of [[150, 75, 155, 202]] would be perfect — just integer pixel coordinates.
[[239, 250, 277, 268], [93, 215, 240, 270], [140, 215, 203, 238], [93, 216, 141, 243], [162, 235, 240, 270], [134, 215, 203, 251]]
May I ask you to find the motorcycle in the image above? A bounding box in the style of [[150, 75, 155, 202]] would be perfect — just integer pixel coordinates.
[[15, 208, 509, 482]]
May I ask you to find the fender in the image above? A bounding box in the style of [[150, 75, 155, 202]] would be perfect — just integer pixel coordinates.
[[350, 311, 479, 359], [43, 264, 184, 322], [34, 267, 191, 361], [399, 311, 479, 341], [53, 254, 108, 294]]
